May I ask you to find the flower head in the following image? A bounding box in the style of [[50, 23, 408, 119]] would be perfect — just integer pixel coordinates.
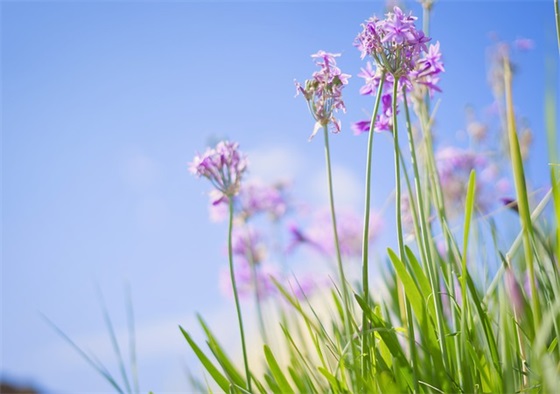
[[355, 7, 429, 77], [189, 141, 248, 200], [295, 51, 351, 140]]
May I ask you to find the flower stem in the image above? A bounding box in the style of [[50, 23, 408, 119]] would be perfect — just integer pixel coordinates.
[[392, 80, 420, 394], [503, 54, 540, 326], [403, 88, 451, 374], [361, 71, 386, 381], [228, 199, 251, 392], [321, 124, 357, 384]]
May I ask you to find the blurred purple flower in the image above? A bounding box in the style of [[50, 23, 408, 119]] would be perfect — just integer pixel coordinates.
[[295, 51, 351, 140], [513, 38, 534, 51], [351, 120, 371, 135], [238, 180, 289, 221], [286, 274, 331, 300], [219, 259, 279, 300], [436, 147, 508, 217], [288, 208, 383, 258], [505, 268, 525, 317], [208, 179, 291, 223], [231, 225, 266, 265]]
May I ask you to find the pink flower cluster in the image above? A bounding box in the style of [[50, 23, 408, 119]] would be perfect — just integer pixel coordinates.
[[189, 141, 248, 203], [295, 51, 351, 140], [355, 6, 430, 77], [352, 7, 444, 134]]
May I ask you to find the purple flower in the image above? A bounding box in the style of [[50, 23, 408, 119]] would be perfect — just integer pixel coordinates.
[[356, 9, 444, 107], [288, 208, 383, 257], [237, 180, 289, 221], [189, 141, 248, 200], [219, 259, 279, 300], [295, 51, 351, 140], [513, 38, 534, 51], [286, 274, 331, 300], [410, 41, 445, 97], [351, 120, 371, 135], [208, 179, 290, 223], [355, 7, 429, 77], [436, 147, 508, 217], [231, 225, 266, 265]]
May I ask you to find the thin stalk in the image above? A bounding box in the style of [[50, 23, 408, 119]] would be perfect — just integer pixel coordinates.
[[403, 89, 451, 374], [361, 71, 386, 381], [125, 284, 140, 394], [503, 55, 540, 326], [321, 124, 357, 386], [243, 227, 269, 344], [228, 200, 251, 392], [391, 80, 419, 393], [250, 262, 269, 344], [391, 81, 407, 322]]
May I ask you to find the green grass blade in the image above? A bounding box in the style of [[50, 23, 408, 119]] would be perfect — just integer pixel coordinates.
[[42, 314, 125, 394], [125, 284, 140, 394], [96, 287, 132, 394], [179, 325, 231, 392], [354, 294, 414, 391], [197, 316, 247, 389], [263, 345, 295, 394]]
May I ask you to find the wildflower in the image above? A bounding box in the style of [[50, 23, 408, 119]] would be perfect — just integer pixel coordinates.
[[355, 6, 429, 78], [436, 147, 508, 217], [355, 10, 443, 132], [219, 259, 279, 300], [409, 41, 444, 98], [351, 120, 371, 135], [286, 274, 331, 300], [231, 225, 266, 265], [189, 141, 248, 201], [288, 208, 382, 258], [237, 180, 289, 221], [513, 38, 534, 51], [295, 51, 351, 140]]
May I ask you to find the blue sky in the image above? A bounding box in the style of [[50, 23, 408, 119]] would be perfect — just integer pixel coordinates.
[[2, 0, 557, 392]]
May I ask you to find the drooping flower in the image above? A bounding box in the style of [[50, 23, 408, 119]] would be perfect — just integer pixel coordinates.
[[295, 51, 351, 140], [189, 141, 248, 201], [351, 120, 371, 135], [352, 92, 398, 134], [409, 41, 444, 98]]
